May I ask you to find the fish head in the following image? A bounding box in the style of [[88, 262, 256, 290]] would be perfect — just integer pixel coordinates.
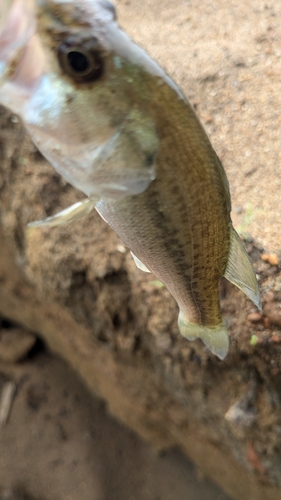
[[0, 0, 162, 199]]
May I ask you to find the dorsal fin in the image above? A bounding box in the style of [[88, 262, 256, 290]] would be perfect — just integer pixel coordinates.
[[224, 228, 261, 310]]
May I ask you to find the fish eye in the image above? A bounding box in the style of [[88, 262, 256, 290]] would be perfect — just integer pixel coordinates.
[[58, 40, 103, 83]]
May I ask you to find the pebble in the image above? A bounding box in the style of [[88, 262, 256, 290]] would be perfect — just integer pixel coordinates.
[[263, 303, 281, 328], [225, 401, 256, 427], [271, 334, 281, 344], [263, 291, 275, 303], [247, 312, 262, 323], [262, 317, 270, 329], [261, 253, 279, 266], [0, 328, 36, 363]]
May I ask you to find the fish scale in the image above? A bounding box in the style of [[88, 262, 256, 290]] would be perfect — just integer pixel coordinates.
[[0, 0, 261, 359]]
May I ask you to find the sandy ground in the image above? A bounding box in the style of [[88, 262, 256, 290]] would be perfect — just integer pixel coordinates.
[[0, 339, 229, 500]]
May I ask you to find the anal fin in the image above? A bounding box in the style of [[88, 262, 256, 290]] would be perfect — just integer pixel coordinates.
[[27, 197, 98, 228], [178, 310, 229, 360], [224, 228, 261, 310], [131, 252, 151, 273]]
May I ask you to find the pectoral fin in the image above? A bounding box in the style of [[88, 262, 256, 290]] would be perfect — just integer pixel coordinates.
[[28, 198, 97, 228], [178, 311, 229, 360], [131, 252, 151, 273], [224, 228, 261, 310]]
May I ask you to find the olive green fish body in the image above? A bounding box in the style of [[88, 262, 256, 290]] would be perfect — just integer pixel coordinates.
[[97, 79, 231, 328], [97, 72, 261, 359]]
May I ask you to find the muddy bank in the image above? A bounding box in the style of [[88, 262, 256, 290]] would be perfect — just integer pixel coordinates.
[[0, 345, 230, 500]]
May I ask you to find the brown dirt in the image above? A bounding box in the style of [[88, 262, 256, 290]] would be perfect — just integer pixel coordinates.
[[1, 1, 281, 499], [0, 343, 229, 500]]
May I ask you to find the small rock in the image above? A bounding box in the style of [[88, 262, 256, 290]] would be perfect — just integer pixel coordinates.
[[261, 253, 279, 266], [202, 114, 213, 124], [247, 312, 262, 323], [271, 334, 281, 343], [263, 291, 275, 303], [0, 329, 36, 363], [246, 441, 266, 475], [263, 303, 281, 327], [262, 316, 270, 329], [225, 402, 256, 427]]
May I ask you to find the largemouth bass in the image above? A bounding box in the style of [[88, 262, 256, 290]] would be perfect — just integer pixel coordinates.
[[0, 0, 261, 359]]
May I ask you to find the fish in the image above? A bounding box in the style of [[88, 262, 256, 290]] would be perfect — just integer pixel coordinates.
[[0, 0, 261, 359]]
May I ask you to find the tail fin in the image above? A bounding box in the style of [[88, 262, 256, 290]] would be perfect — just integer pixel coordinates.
[[178, 311, 229, 360]]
